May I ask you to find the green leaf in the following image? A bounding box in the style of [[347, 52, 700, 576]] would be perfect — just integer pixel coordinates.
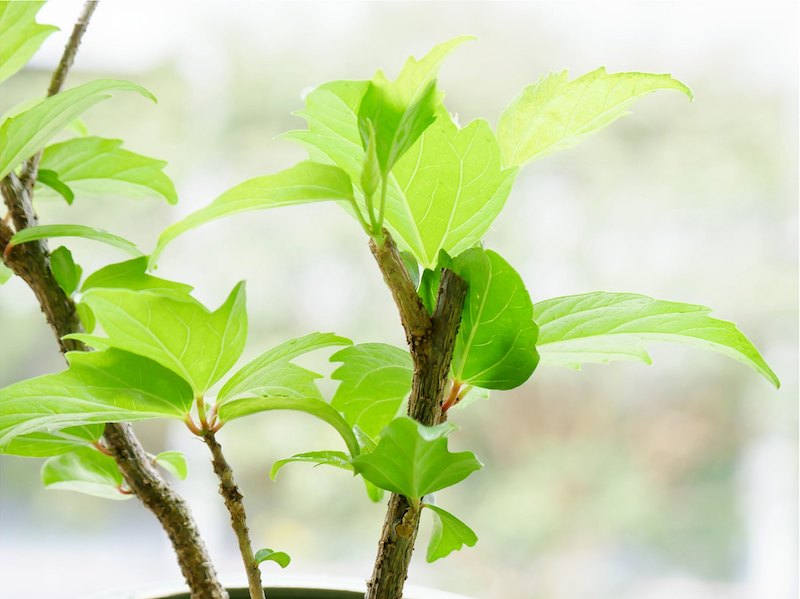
[[254, 548, 291, 569], [50, 246, 82, 295], [219, 332, 351, 402], [0, 349, 193, 450], [451, 248, 540, 390], [216, 396, 360, 458], [154, 450, 188, 480], [270, 450, 352, 480], [81, 256, 193, 294], [0, 261, 12, 284], [75, 302, 96, 333], [37, 137, 178, 204], [151, 161, 353, 266], [497, 68, 693, 167], [8, 224, 143, 257], [70, 283, 247, 394], [41, 446, 130, 501], [0, 2, 57, 85], [1, 425, 102, 458], [329, 343, 412, 439], [423, 503, 478, 562], [37, 169, 75, 204], [0, 79, 156, 180], [351, 417, 482, 500], [533, 292, 780, 387]]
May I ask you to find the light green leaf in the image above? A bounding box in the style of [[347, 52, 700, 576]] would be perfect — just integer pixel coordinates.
[[81, 256, 193, 294], [219, 332, 351, 402], [75, 302, 96, 333], [351, 417, 482, 500], [50, 246, 82, 295], [451, 248, 540, 390], [0, 349, 193, 450], [0, 2, 57, 85], [37, 168, 75, 204], [71, 283, 247, 394], [497, 68, 693, 167], [151, 161, 353, 266], [0, 261, 12, 284], [423, 503, 478, 562], [270, 450, 352, 481], [330, 343, 412, 439], [41, 446, 130, 501], [154, 450, 188, 480], [1, 425, 102, 458], [37, 137, 177, 204], [0, 79, 156, 180], [534, 292, 779, 387], [8, 224, 143, 257], [216, 396, 360, 458], [254, 548, 291, 569]]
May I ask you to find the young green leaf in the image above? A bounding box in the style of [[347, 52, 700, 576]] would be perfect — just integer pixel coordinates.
[[351, 417, 482, 500], [80, 257, 194, 293], [8, 224, 143, 257], [151, 161, 353, 266], [37, 137, 178, 204], [41, 446, 131, 501], [497, 68, 693, 167], [329, 343, 412, 439], [50, 246, 82, 295], [37, 169, 75, 204], [0, 2, 57, 85], [1, 425, 103, 458], [533, 292, 780, 387], [254, 548, 291, 569], [0, 79, 156, 180], [0, 349, 194, 450], [451, 248, 540, 390], [0, 261, 12, 285], [218, 332, 351, 403], [423, 503, 478, 562], [154, 450, 189, 480], [270, 450, 352, 481]]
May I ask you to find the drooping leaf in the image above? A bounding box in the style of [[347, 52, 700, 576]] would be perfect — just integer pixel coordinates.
[[497, 68, 693, 167], [38, 137, 178, 204], [218, 332, 351, 402], [351, 417, 482, 500], [451, 248, 539, 390], [70, 283, 247, 394], [0, 79, 156, 180], [270, 450, 352, 481], [151, 161, 353, 266], [423, 503, 478, 562], [8, 224, 143, 257], [0, 349, 193, 450], [0, 261, 12, 284], [1, 425, 102, 458], [533, 292, 780, 387], [0, 2, 57, 86], [37, 169, 75, 204], [81, 257, 193, 294], [41, 447, 130, 501], [50, 246, 82, 295], [216, 396, 360, 458], [329, 343, 412, 439], [254, 548, 291, 569], [154, 450, 188, 480]]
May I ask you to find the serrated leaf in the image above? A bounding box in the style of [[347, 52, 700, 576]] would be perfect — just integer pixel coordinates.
[[451, 248, 539, 390], [37, 169, 75, 204], [0, 79, 156, 180], [219, 332, 351, 402], [270, 450, 352, 480], [254, 548, 291, 569], [80, 256, 193, 294], [50, 246, 82, 295], [497, 68, 693, 167], [533, 292, 779, 387], [329, 343, 412, 439], [423, 503, 478, 562], [1, 425, 102, 458], [0, 261, 12, 284], [154, 450, 188, 480], [0, 2, 58, 86], [8, 224, 143, 257], [151, 161, 353, 266], [216, 395, 359, 458], [351, 417, 482, 500], [70, 284, 247, 394], [0, 349, 194, 450], [41, 446, 130, 501], [37, 137, 177, 204]]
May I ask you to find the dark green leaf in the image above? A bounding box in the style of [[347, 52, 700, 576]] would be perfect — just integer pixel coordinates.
[[254, 548, 291, 569], [8, 224, 143, 257], [37, 169, 75, 204], [0, 2, 57, 85], [50, 246, 82, 295], [423, 503, 478, 562], [41, 446, 130, 501]]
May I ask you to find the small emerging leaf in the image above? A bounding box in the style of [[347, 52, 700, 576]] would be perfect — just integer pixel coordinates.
[[154, 450, 189, 480], [41, 447, 131, 501], [270, 450, 352, 481], [8, 224, 143, 257], [423, 503, 478, 562], [254, 548, 291, 569], [0, 261, 12, 285], [0, 2, 58, 86], [50, 246, 82, 295], [37, 169, 75, 204]]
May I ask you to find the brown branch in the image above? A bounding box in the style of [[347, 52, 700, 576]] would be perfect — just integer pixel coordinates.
[[366, 232, 468, 599], [203, 430, 265, 599]]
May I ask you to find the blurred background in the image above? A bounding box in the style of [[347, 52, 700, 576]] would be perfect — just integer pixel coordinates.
[[0, 1, 796, 598]]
